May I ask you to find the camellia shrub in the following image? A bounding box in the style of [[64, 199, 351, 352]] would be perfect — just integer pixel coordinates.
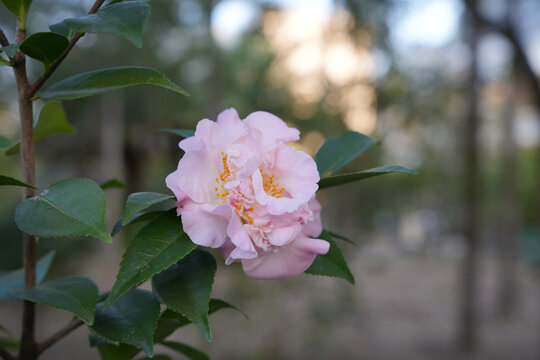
[[0, 1, 415, 359]]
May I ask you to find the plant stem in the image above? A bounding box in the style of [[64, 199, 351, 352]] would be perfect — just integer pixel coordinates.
[[0, 28, 8, 47], [12, 17, 37, 360], [0, 346, 15, 360], [29, 0, 106, 96], [36, 319, 83, 355]]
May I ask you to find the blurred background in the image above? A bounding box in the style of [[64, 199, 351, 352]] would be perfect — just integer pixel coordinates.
[[1, 0, 540, 359]]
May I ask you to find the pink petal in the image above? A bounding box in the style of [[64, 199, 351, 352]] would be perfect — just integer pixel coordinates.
[[241, 236, 329, 279], [267, 219, 303, 246], [176, 150, 219, 204], [211, 205, 258, 264], [244, 111, 300, 144], [179, 119, 214, 152], [165, 169, 187, 202], [252, 144, 319, 215], [181, 203, 229, 248], [302, 196, 323, 237]]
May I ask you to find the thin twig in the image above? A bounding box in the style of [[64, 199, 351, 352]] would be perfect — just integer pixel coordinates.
[[0, 345, 15, 360], [36, 319, 84, 355], [29, 0, 106, 96], [0, 28, 8, 47]]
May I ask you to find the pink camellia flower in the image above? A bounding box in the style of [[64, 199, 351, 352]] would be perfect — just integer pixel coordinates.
[[166, 108, 329, 279]]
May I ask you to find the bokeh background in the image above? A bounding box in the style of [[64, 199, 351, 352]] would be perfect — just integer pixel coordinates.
[[1, 0, 540, 359]]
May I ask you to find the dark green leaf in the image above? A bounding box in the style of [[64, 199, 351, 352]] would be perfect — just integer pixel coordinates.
[[15, 178, 112, 243], [0, 251, 55, 301], [63, 2, 150, 48], [38, 66, 189, 100], [1, 44, 19, 58], [6, 101, 75, 155], [19, 32, 68, 72], [100, 179, 126, 190], [0, 0, 32, 20], [91, 289, 160, 357], [139, 356, 171, 360], [0, 175, 37, 189], [153, 298, 245, 343], [327, 230, 356, 246], [152, 250, 216, 341], [121, 192, 174, 225], [49, 22, 73, 39], [161, 341, 209, 360], [318, 165, 417, 189], [157, 128, 195, 138], [95, 343, 139, 360], [10, 276, 99, 324], [305, 230, 354, 284], [103, 211, 196, 310], [111, 210, 164, 236], [0, 136, 13, 148], [315, 131, 375, 177]]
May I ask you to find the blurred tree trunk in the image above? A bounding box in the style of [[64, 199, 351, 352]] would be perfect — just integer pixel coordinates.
[[458, 1, 480, 352], [100, 92, 126, 225], [495, 71, 519, 317]]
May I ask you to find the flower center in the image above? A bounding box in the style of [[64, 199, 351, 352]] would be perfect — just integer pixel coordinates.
[[261, 172, 285, 198], [214, 152, 255, 223], [214, 152, 231, 199]]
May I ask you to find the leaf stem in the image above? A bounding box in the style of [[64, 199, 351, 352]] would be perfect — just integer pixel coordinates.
[[29, 0, 106, 96], [36, 319, 83, 355], [0, 345, 15, 360]]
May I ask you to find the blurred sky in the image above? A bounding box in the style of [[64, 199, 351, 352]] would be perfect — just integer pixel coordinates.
[[211, 0, 540, 74]]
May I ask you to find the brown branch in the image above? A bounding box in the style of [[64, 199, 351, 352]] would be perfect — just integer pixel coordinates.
[[0, 345, 15, 360], [29, 0, 106, 96], [36, 319, 84, 355], [0, 28, 8, 47], [12, 15, 38, 360]]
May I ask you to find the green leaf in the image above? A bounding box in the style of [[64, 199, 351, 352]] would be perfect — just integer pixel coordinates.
[[63, 2, 150, 48], [139, 356, 171, 360], [318, 165, 417, 189], [0, 251, 55, 301], [15, 178, 112, 243], [94, 343, 139, 360], [327, 230, 356, 246], [161, 341, 209, 360], [152, 250, 216, 341], [91, 289, 160, 357], [157, 128, 195, 138], [49, 22, 73, 39], [103, 211, 196, 310], [19, 32, 68, 72], [0, 175, 37, 189], [38, 66, 189, 100], [305, 230, 355, 284], [0, 57, 9, 66], [1, 44, 19, 58], [100, 179, 126, 190], [6, 101, 75, 155], [121, 192, 174, 225], [315, 131, 375, 177], [0, 0, 32, 23], [111, 210, 164, 236], [154, 299, 245, 343], [0, 136, 13, 148], [10, 276, 99, 324]]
